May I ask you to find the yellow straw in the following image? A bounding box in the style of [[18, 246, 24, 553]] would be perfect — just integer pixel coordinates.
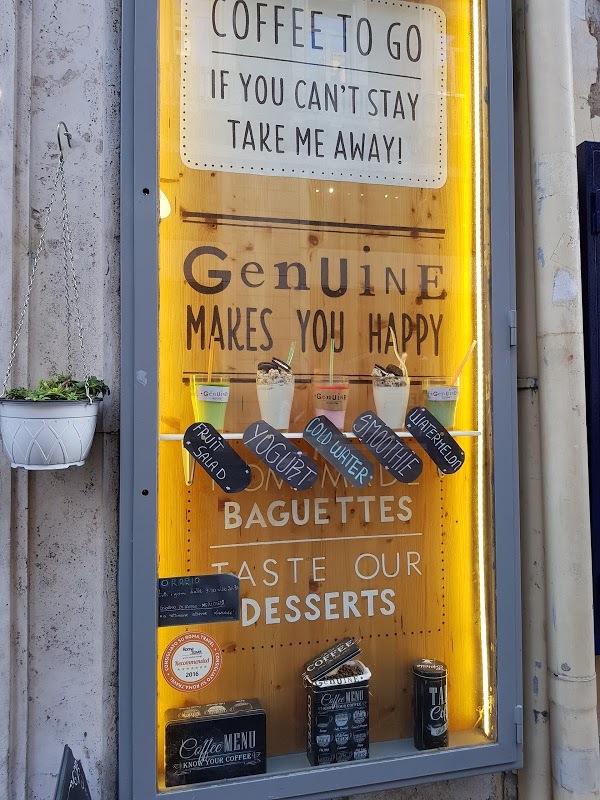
[[329, 338, 334, 384], [389, 328, 409, 377], [452, 340, 476, 386], [400, 351, 409, 379], [207, 335, 215, 383], [389, 326, 402, 364]]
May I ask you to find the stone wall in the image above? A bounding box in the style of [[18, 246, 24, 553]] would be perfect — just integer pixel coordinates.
[[0, 0, 120, 798]]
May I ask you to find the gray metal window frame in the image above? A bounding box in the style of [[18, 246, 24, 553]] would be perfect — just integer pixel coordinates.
[[118, 1, 521, 797]]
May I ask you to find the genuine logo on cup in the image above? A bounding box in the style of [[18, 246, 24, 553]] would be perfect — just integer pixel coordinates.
[[426, 386, 458, 402], [315, 390, 348, 403], [197, 385, 229, 403]]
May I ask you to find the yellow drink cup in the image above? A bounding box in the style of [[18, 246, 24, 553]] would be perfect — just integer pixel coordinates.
[[190, 373, 230, 432]]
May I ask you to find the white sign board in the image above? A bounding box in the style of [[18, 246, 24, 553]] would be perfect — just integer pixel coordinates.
[[181, 0, 446, 187]]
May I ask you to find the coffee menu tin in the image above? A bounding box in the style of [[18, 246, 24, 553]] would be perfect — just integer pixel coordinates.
[[165, 699, 266, 786], [303, 638, 370, 766], [413, 659, 448, 750]]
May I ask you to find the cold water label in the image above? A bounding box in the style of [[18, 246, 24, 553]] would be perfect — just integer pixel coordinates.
[[303, 415, 374, 489]]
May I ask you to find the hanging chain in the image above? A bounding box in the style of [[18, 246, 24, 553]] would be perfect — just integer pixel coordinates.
[[58, 158, 91, 400], [1, 162, 62, 397], [2, 126, 93, 402], [59, 159, 74, 374]]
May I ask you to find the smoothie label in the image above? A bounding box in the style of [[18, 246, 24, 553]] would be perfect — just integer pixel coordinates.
[[352, 411, 423, 483], [426, 386, 459, 402], [196, 385, 229, 403]]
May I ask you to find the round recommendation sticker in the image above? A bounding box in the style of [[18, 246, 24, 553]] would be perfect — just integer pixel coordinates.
[[161, 632, 222, 693]]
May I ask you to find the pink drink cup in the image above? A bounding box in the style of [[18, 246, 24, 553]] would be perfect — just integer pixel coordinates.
[[312, 376, 350, 430]]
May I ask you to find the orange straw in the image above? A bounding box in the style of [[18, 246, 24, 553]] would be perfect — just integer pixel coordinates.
[[207, 335, 215, 383], [452, 340, 476, 386]]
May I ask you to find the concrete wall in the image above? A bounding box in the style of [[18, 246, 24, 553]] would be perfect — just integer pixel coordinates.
[[0, 0, 596, 798], [0, 1, 120, 798]]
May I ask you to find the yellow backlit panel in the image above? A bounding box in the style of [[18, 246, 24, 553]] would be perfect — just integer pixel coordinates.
[[156, 0, 493, 789]]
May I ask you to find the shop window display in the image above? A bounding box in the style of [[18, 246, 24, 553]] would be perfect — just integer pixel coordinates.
[[121, 0, 520, 795]]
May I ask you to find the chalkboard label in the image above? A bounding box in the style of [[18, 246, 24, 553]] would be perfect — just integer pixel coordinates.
[[352, 411, 423, 483], [184, 422, 251, 493], [243, 421, 319, 491], [405, 406, 465, 474], [54, 746, 92, 800], [158, 573, 240, 626], [303, 415, 374, 488]]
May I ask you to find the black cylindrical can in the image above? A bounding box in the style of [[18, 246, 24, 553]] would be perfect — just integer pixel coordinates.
[[413, 659, 448, 750]]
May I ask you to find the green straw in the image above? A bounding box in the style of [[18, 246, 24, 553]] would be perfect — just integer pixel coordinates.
[[329, 338, 334, 384], [287, 341, 296, 366]]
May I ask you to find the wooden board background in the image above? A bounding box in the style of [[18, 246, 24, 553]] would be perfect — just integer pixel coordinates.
[[156, 0, 492, 787]]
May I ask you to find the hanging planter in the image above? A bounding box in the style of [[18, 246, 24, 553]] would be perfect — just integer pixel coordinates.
[[0, 123, 110, 471], [0, 377, 109, 470], [0, 399, 99, 470]]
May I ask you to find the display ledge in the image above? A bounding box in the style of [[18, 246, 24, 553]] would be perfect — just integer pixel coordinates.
[[158, 730, 493, 795], [159, 431, 481, 441]]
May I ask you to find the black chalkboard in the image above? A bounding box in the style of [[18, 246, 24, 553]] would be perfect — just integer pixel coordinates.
[[54, 746, 92, 800], [352, 411, 423, 483], [243, 421, 319, 490], [158, 573, 240, 626], [405, 406, 465, 474], [303, 415, 374, 488], [184, 422, 251, 493]]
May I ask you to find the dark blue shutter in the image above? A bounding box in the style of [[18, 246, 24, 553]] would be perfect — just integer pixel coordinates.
[[577, 141, 600, 654]]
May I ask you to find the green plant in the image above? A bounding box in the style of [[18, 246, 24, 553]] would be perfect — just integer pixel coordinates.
[[3, 375, 110, 401]]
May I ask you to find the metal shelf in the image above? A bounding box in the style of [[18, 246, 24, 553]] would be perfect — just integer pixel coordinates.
[[160, 430, 481, 441]]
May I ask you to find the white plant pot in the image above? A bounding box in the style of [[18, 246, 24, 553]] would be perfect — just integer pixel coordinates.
[[0, 399, 100, 470]]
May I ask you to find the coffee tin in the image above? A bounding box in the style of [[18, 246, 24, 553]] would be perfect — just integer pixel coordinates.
[[165, 698, 266, 786], [303, 639, 370, 766], [413, 659, 448, 750]]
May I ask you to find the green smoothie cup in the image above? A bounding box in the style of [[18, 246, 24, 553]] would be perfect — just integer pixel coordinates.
[[423, 377, 459, 429], [190, 373, 230, 432]]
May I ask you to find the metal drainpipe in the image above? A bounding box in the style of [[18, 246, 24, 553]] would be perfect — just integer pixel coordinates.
[[523, 1, 600, 798], [512, 3, 552, 798]]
